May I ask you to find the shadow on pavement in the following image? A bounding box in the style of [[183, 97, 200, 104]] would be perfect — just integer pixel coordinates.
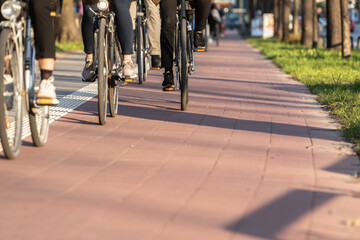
[[224, 189, 338, 239], [116, 104, 336, 141]]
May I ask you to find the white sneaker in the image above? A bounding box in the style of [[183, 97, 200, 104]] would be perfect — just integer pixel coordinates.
[[120, 61, 137, 80], [37, 76, 57, 99]]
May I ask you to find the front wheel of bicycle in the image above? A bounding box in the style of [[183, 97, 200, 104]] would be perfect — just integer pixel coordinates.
[[180, 18, 188, 111], [28, 45, 50, 147], [0, 29, 23, 159], [97, 17, 108, 125]]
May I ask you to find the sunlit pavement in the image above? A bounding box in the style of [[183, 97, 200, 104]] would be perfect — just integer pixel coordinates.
[[0, 32, 359, 239]]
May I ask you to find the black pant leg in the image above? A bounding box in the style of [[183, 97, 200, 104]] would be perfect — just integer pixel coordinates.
[[113, 0, 133, 55], [160, 0, 177, 71], [82, 3, 97, 54], [30, 0, 55, 59], [194, 0, 211, 31]]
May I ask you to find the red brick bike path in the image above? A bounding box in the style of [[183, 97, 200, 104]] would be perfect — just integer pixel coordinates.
[[0, 33, 359, 239]]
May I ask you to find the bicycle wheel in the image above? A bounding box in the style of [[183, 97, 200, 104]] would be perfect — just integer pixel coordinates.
[[108, 32, 119, 118], [28, 45, 50, 147], [215, 23, 220, 47], [97, 17, 108, 125], [180, 18, 188, 111], [136, 15, 144, 84], [0, 29, 23, 159], [205, 23, 210, 51], [143, 20, 150, 82]]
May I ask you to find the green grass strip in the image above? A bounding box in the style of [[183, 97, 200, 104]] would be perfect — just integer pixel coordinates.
[[247, 37, 360, 152], [56, 41, 84, 52]]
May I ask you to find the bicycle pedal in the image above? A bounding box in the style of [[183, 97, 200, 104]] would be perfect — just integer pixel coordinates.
[[196, 48, 206, 52], [163, 87, 175, 91], [124, 78, 135, 82], [36, 98, 59, 106]]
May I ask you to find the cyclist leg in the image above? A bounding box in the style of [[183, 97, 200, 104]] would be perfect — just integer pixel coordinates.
[[81, 2, 97, 82], [193, 0, 211, 48], [160, 0, 176, 90], [144, 0, 161, 69], [30, 0, 57, 100], [113, 0, 137, 80]]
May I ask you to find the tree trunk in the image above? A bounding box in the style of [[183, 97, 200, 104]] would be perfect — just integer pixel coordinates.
[[341, 0, 351, 58], [274, 0, 280, 38], [264, 0, 273, 13], [313, 0, 318, 47], [56, 0, 82, 42], [293, 0, 300, 34], [278, 0, 283, 39], [302, 0, 313, 46], [282, 0, 291, 41], [326, 0, 342, 50]]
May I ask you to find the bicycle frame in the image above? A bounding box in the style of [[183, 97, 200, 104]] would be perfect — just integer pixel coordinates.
[[0, 0, 31, 111]]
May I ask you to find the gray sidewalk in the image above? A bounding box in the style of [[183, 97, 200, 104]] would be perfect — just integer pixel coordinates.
[[0, 33, 359, 240]]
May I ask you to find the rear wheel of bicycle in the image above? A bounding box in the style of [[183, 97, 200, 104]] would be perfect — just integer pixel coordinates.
[[143, 22, 150, 82], [108, 32, 119, 118], [136, 15, 144, 84], [97, 17, 108, 125], [0, 29, 23, 159], [205, 23, 209, 51], [215, 23, 220, 47], [180, 18, 188, 111], [29, 45, 50, 147]]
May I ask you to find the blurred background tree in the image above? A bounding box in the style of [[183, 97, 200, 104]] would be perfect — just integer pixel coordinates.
[[55, 0, 82, 42]]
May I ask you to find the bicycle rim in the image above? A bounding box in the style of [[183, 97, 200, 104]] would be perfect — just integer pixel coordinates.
[[97, 17, 108, 125], [0, 29, 23, 159]]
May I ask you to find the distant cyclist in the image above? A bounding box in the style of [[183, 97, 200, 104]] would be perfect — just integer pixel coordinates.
[[81, 0, 137, 82], [129, 0, 161, 69], [208, 3, 222, 39], [160, 0, 210, 91]]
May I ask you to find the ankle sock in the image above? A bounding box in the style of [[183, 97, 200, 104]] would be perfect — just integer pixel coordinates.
[[41, 70, 52, 80]]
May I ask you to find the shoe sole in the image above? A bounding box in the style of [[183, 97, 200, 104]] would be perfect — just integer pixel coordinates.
[[82, 78, 96, 82]]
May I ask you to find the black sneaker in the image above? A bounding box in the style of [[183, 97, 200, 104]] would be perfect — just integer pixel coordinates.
[[151, 55, 161, 69], [162, 71, 175, 91], [81, 58, 96, 82], [194, 31, 205, 49]]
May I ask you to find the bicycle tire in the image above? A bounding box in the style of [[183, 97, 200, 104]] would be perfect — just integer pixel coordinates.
[[0, 29, 23, 159], [143, 21, 149, 82], [180, 18, 188, 111], [215, 23, 220, 47], [28, 45, 50, 147], [97, 17, 108, 125], [136, 15, 144, 84], [205, 23, 209, 51], [108, 31, 119, 118]]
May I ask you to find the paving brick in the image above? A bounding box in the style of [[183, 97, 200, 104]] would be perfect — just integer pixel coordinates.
[[0, 33, 359, 239]]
